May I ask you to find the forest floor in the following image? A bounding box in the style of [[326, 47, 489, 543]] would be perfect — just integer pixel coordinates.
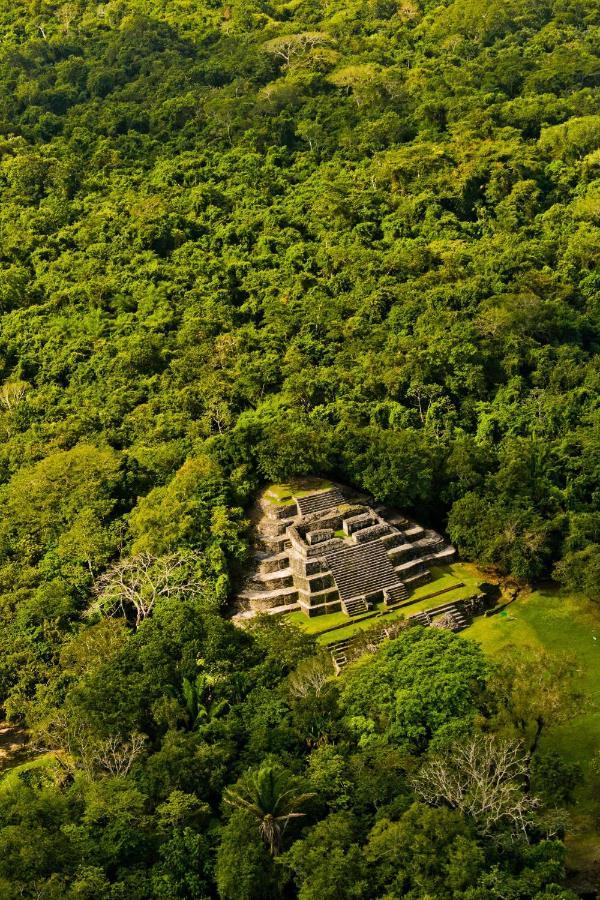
[[462, 584, 600, 891], [0, 723, 29, 769], [0, 722, 45, 780]]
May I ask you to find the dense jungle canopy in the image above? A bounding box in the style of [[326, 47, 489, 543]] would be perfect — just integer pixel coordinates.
[[0, 0, 598, 897]]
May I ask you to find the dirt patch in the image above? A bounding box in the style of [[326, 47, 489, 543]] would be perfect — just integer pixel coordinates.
[[0, 722, 30, 769]]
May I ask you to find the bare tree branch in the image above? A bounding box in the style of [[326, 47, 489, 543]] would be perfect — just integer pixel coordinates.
[[262, 32, 333, 67], [288, 655, 332, 699], [412, 734, 540, 836], [89, 551, 203, 627]]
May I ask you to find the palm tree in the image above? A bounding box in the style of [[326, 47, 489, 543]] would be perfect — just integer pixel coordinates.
[[182, 672, 228, 730], [224, 764, 314, 856]]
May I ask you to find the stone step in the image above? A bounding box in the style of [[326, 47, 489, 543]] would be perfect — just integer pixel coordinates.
[[328, 638, 353, 651], [296, 489, 345, 516], [387, 513, 412, 528], [404, 571, 433, 589], [413, 533, 444, 551], [342, 596, 369, 617], [260, 533, 291, 551], [260, 497, 297, 518], [381, 531, 407, 550], [427, 545, 457, 562], [409, 600, 471, 628], [387, 542, 415, 561], [298, 585, 341, 605], [395, 557, 427, 575], [340, 504, 369, 520], [238, 585, 298, 604], [384, 583, 409, 606], [353, 523, 391, 544], [252, 566, 293, 585], [258, 551, 290, 575], [259, 515, 297, 538]]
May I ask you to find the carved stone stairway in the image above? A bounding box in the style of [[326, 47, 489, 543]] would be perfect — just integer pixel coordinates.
[[329, 638, 353, 670], [296, 488, 345, 516], [383, 583, 409, 607], [325, 540, 399, 604], [409, 600, 469, 631], [342, 596, 369, 617]]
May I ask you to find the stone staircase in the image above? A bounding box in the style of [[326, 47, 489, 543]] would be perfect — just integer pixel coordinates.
[[447, 606, 468, 629], [329, 638, 353, 670], [328, 623, 400, 671], [296, 488, 345, 516], [342, 596, 369, 617], [325, 540, 399, 603], [409, 600, 469, 631], [410, 609, 433, 626], [383, 583, 409, 607]]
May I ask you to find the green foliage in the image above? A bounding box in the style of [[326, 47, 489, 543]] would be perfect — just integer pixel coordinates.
[[282, 811, 369, 899], [340, 626, 489, 751], [531, 750, 584, 806], [553, 544, 600, 599], [216, 810, 278, 900], [224, 763, 314, 856], [0, 0, 596, 894], [364, 803, 485, 898]]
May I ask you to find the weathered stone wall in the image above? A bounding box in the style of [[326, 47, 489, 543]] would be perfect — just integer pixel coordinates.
[[307, 529, 334, 545], [289, 554, 325, 577], [354, 523, 390, 544], [259, 554, 290, 574]]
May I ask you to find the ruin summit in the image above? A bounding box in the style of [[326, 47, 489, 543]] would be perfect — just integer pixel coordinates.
[[239, 481, 456, 618]]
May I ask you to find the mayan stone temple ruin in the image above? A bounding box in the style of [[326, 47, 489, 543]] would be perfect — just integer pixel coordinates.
[[239, 480, 456, 618]]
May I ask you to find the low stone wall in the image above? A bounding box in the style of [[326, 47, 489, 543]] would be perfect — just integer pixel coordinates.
[[250, 591, 299, 611]]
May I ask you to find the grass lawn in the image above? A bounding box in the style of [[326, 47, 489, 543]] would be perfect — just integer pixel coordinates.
[[462, 587, 600, 877], [463, 587, 600, 779], [286, 607, 351, 635]]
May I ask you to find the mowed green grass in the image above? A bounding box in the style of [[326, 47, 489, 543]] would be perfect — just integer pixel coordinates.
[[462, 588, 600, 870], [464, 587, 600, 772]]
